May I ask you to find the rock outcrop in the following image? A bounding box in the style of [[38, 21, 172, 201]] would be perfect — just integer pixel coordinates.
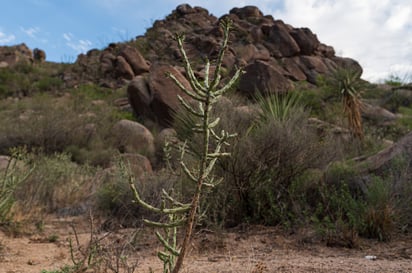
[[67, 4, 363, 125], [123, 4, 362, 124], [33, 48, 46, 63], [0, 43, 33, 67]]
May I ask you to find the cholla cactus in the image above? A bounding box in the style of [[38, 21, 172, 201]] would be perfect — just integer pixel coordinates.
[[130, 18, 241, 273]]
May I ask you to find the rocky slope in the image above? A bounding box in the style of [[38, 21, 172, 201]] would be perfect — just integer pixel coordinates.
[[97, 4, 363, 125], [0, 4, 364, 126]]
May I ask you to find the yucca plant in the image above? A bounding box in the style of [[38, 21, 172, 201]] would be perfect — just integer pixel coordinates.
[[328, 68, 364, 140], [253, 91, 304, 126], [130, 18, 241, 273]]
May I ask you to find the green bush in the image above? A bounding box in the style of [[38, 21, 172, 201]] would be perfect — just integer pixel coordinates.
[[0, 91, 120, 166], [313, 182, 366, 248], [0, 148, 34, 222], [207, 92, 337, 226], [0, 62, 66, 98], [15, 152, 97, 215], [96, 161, 177, 228], [362, 176, 395, 241]]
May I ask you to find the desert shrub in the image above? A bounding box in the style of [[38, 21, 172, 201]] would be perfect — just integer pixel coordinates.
[[313, 181, 366, 247], [96, 161, 178, 228], [362, 176, 395, 241], [323, 161, 364, 193], [380, 154, 412, 234], [32, 76, 63, 92], [0, 148, 34, 223], [206, 92, 337, 226], [14, 152, 97, 216], [0, 91, 119, 166], [0, 62, 67, 98]]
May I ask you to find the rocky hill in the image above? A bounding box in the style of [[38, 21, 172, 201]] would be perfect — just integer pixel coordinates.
[[0, 4, 364, 126], [65, 4, 362, 125]]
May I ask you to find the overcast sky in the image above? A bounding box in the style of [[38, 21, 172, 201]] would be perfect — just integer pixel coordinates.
[[1, 0, 411, 82]]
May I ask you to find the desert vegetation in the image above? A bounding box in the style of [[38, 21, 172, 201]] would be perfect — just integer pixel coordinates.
[[1, 5, 412, 273]]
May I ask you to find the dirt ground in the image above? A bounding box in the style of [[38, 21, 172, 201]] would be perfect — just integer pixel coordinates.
[[1, 215, 411, 273]]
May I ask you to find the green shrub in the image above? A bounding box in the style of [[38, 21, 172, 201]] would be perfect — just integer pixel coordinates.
[[96, 161, 177, 228], [208, 92, 337, 226], [0, 62, 66, 98], [0, 148, 34, 222], [0, 91, 119, 166], [362, 176, 395, 241], [15, 152, 97, 215], [312, 181, 366, 247]]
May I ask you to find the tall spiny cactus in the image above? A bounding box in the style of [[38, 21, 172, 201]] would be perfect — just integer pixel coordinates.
[[130, 18, 241, 273]]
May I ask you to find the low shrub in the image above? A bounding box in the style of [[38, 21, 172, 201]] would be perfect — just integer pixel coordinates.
[[14, 152, 97, 216], [0, 90, 120, 166], [313, 182, 365, 248], [206, 92, 338, 227], [0, 148, 34, 223], [96, 160, 177, 228]]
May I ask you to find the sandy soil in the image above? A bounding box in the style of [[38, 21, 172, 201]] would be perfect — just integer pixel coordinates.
[[1, 215, 411, 273]]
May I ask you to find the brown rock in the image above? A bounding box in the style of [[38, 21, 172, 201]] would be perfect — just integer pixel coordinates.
[[175, 3, 196, 15], [118, 153, 153, 178], [361, 102, 397, 125], [111, 119, 155, 157], [127, 74, 154, 118], [115, 56, 134, 80], [356, 131, 412, 174], [230, 6, 263, 19], [317, 43, 335, 57], [0, 43, 33, 66], [265, 21, 300, 57], [33, 48, 46, 62], [282, 57, 307, 81], [332, 57, 363, 75], [120, 46, 150, 76], [238, 60, 294, 96], [0, 155, 10, 171], [149, 63, 192, 126], [100, 51, 116, 76], [290, 28, 320, 55], [300, 56, 329, 74], [235, 44, 270, 64], [290, 56, 331, 84]]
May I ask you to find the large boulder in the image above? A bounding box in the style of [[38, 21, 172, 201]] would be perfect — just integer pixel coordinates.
[[238, 60, 294, 96], [118, 153, 153, 178], [119, 46, 150, 76], [127, 74, 154, 118], [100, 50, 116, 76], [290, 28, 320, 55], [115, 56, 135, 80], [361, 102, 398, 125], [148, 63, 192, 126], [33, 48, 46, 63], [111, 119, 155, 157], [298, 56, 331, 84], [282, 57, 307, 81], [229, 6, 263, 19], [263, 21, 300, 58]]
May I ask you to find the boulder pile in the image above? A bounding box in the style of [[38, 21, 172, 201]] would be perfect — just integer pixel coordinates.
[[11, 4, 363, 126]]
